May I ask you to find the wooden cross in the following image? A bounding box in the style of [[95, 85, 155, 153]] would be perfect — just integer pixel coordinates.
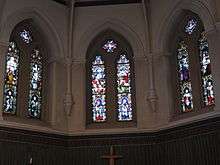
[[101, 146, 122, 165]]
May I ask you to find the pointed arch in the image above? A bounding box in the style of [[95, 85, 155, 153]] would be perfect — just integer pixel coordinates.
[[76, 19, 145, 62], [86, 29, 136, 127], [2, 19, 46, 118], [0, 7, 64, 62], [165, 9, 215, 118], [155, 0, 215, 52]]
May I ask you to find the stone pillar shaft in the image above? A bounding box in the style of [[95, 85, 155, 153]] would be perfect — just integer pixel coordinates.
[[0, 42, 8, 120]]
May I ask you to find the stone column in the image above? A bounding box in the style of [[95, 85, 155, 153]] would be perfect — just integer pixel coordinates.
[[153, 52, 173, 125], [214, 0, 220, 22], [141, 0, 158, 112], [147, 54, 158, 112], [0, 41, 8, 120], [64, 0, 75, 116], [48, 60, 57, 126], [68, 60, 85, 132]]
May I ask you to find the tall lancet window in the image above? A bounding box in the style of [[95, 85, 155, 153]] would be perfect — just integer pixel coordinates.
[[177, 41, 193, 112], [172, 11, 215, 118], [2, 19, 46, 120], [3, 42, 20, 114], [86, 30, 136, 128], [198, 33, 215, 106], [28, 49, 43, 118], [117, 54, 132, 121], [91, 55, 106, 122]]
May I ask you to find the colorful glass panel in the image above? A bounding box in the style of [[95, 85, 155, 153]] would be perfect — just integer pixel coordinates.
[[103, 40, 117, 53], [28, 49, 43, 118], [177, 41, 193, 112], [185, 19, 197, 35], [3, 42, 20, 114], [91, 55, 106, 122], [117, 54, 132, 121], [199, 33, 215, 106], [20, 29, 32, 44]]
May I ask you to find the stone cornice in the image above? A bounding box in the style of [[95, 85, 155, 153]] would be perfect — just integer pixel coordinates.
[[0, 116, 219, 147]]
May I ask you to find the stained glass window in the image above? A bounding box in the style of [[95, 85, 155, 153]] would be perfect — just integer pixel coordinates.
[[28, 49, 43, 118], [177, 41, 193, 112], [103, 40, 117, 53], [185, 19, 197, 35], [117, 54, 132, 121], [91, 55, 106, 122], [20, 29, 32, 44], [3, 42, 20, 114], [199, 33, 215, 106]]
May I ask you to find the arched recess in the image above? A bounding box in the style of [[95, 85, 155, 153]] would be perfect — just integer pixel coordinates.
[[155, 0, 215, 52], [85, 29, 137, 129], [163, 9, 215, 120], [75, 19, 146, 62], [75, 19, 146, 129], [0, 8, 63, 126], [151, 0, 216, 123], [0, 7, 64, 62]]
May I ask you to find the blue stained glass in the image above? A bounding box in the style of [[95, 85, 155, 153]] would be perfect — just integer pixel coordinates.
[[92, 55, 106, 122], [177, 41, 193, 112], [20, 29, 32, 44], [185, 19, 197, 35], [118, 94, 132, 121], [92, 95, 106, 122], [178, 43, 190, 82], [3, 42, 20, 114], [28, 49, 43, 118], [103, 40, 117, 53], [199, 33, 215, 106], [117, 54, 132, 121]]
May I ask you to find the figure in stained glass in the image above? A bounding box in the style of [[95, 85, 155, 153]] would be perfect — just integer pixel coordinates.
[[199, 33, 215, 106], [117, 54, 132, 121], [3, 42, 20, 114], [178, 42, 190, 81], [177, 41, 194, 112], [28, 49, 43, 118], [181, 84, 193, 112], [91, 55, 107, 122], [118, 94, 132, 121], [203, 77, 214, 105]]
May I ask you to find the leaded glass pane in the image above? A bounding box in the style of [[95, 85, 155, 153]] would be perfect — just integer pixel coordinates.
[[3, 42, 20, 114], [92, 55, 106, 122], [185, 19, 197, 35], [117, 54, 132, 121], [199, 34, 215, 106], [177, 41, 193, 112], [20, 29, 32, 44], [103, 40, 117, 53], [28, 49, 43, 118], [180, 82, 193, 112]]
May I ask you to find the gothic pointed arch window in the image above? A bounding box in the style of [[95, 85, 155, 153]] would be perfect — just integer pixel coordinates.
[[86, 30, 136, 128], [2, 19, 48, 120], [172, 11, 215, 118]]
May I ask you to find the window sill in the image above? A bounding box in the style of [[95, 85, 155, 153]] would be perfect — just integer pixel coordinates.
[[0, 115, 63, 134], [170, 105, 215, 122]]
